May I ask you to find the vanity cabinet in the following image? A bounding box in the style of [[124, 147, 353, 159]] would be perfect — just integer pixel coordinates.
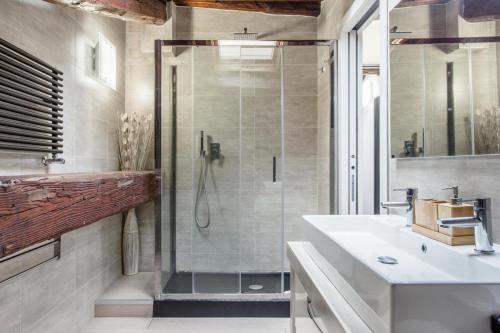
[[288, 242, 372, 333]]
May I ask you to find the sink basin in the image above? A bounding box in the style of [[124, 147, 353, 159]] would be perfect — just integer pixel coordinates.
[[303, 215, 500, 333]]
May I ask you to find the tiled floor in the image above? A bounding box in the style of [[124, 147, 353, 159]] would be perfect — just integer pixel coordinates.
[[81, 317, 319, 333]]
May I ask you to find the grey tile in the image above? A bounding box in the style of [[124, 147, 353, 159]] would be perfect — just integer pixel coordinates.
[[193, 63, 240, 96], [20, 251, 76, 329], [254, 71, 281, 97], [194, 95, 240, 129], [0, 278, 21, 333], [204, 156, 241, 191], [285, 96, 317, 128], [254, 128, 282, 160], [285, 158, 317, 191], [284, 46, 318, 65], [284, 64, 317, 96], [24, 296, 79, 333], [285, 128, 318, 159], [194, 127, 240, 158], [192, 254, 240, 272]]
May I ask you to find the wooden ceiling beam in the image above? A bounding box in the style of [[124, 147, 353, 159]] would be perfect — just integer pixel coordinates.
[[178, 0, 320, 2], [460, 0, 500, 22], [174, 0, 322, 16], [43, 0, 167, 24]]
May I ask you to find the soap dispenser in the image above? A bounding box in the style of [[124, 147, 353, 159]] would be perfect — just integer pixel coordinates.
[[438, 185, 474, 236]]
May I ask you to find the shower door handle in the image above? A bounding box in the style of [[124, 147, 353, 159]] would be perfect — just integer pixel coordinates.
[[272, 156, 277, 184]]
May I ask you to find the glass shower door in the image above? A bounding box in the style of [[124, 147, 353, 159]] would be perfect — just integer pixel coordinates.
[[240, 45, 285, 294], [190, 44, 285, 294]]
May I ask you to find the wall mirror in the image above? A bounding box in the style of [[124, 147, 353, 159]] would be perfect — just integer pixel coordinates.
[[389, 0, 500, 158]]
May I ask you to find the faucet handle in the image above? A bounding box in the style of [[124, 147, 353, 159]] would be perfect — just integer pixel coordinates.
[[442, 185, 460, 204], [394, 188, 418, 197], [442, 185, 459, 195], [394, 187, 417, 192]]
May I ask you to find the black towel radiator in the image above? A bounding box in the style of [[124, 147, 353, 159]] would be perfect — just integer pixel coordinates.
[[0, 38, 65, 165]]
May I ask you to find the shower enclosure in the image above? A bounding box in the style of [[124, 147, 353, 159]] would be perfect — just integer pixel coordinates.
[[154, 40, 334, 299]]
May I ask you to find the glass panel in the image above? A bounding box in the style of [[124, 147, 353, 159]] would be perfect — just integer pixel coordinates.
[[159, 55, 175, 293], [281, 45, 332, 290], [424, 44, 472, 157], [243, 46, 284, 294], [390, 44, 426, 157], [191, 46, 241, 293], [162, 47, 195, 294], [187, 45, 285, 294], [389, 0, 500, 158], [158, 43, 333, 296], [471, 42, 500, 155]]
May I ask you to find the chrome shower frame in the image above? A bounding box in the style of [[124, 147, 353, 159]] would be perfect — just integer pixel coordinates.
[[154, 39, 336, 301]]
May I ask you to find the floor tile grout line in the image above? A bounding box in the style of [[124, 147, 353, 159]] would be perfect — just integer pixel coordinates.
[[146, 317, 154, 329]]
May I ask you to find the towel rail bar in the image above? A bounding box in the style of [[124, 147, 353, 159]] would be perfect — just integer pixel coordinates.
[[0, 38, 64, 164]]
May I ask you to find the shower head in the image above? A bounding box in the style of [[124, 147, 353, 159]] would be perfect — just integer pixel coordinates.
[[234, 28, 258, 40]]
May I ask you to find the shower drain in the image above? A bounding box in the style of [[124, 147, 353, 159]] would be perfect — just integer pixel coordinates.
[[248, 284, 264, 291]]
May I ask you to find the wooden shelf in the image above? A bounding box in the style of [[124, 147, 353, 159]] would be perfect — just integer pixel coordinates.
[[0, 171, 157, 257]]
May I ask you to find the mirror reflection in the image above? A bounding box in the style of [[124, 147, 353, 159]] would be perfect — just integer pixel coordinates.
[[390, 0, 500, 158]]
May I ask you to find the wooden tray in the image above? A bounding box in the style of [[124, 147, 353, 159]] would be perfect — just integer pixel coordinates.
[[412, 224, 475, 246]]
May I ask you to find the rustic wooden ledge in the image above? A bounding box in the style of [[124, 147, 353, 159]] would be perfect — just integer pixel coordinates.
[[0, 171, 157, 258]]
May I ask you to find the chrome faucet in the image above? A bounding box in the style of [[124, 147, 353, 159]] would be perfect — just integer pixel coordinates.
[[438, 198, 494, 254], [381, 188, 418, 227]]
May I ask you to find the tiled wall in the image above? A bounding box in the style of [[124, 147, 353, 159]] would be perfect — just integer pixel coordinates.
[[125, 20, 173, 273], [317, 0, 354, 39], [174, 8, 321, 273], [0, 1, 125, 332], [316, 0, 353, 214], [389, 156, 500, 240], [125, 6, 332, 274]]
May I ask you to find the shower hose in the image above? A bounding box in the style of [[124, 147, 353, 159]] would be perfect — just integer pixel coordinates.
[[195, 150, 210, 229]]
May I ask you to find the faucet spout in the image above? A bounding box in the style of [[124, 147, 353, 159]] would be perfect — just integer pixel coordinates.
[[436, 198, 494, 255], [381, 188, 418, 227], [381, 202, 409, 208], [438, 216, 481, 228]]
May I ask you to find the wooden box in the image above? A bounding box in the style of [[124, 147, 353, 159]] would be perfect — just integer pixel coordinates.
[[438, 203, 474, 237], [415, 199, 447, 231]]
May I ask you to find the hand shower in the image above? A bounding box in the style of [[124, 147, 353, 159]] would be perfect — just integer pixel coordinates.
[[195, 131, 210, 229]]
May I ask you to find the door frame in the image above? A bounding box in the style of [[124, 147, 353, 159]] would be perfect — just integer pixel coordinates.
[[337, 0, 389, 214]]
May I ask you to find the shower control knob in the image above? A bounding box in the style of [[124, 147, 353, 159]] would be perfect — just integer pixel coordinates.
[[210, 143, 221, 160]]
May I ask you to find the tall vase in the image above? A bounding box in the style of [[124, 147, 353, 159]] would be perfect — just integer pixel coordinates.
[[123, 208, 139, 275]]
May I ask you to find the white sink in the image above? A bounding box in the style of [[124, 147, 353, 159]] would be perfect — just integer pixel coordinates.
[[303, 215, 500, 333]]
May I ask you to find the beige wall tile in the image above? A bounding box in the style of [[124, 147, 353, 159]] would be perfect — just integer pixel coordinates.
[[0, 0, 125, 330], [0, 279, 21, 333], [127, 2, 336, 277]]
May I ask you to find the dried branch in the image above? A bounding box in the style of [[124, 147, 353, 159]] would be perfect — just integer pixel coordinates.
[[465, 106, 500, 154], [117, 112, 154, 171]]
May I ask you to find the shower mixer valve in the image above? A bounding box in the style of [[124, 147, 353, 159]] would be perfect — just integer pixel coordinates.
[[210, 143, 221, 160]]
